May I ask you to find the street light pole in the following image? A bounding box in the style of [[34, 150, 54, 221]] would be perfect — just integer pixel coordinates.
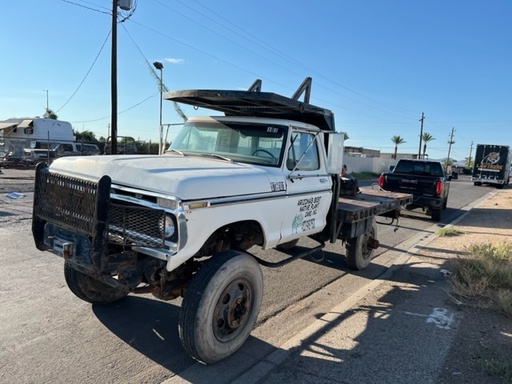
[[153, 61, 164, 155]]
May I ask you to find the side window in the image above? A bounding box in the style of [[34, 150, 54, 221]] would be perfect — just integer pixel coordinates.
[[287, 132, 319, 171]]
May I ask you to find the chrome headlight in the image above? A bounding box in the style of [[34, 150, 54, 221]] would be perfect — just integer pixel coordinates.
[[160, 214, 176, 239]]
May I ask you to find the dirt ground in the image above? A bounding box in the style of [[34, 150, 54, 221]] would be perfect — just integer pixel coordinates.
[[0, 167, 36, 192]]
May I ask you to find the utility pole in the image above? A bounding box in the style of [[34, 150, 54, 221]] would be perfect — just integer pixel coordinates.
[[110, 0, 118, 154], [445, 127, 455, 173], [467, 141, 474, 168], [418, 112, 425, 159], [43, 90, 49, 116]]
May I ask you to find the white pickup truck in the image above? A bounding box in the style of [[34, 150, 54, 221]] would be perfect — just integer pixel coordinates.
[[32, 78, 411, 364]]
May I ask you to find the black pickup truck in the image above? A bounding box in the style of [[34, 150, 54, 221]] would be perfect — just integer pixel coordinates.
[[378, 159, 451, 221]]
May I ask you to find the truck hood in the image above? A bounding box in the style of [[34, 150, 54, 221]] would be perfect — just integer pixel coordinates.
[[48, 154, 281, 200]]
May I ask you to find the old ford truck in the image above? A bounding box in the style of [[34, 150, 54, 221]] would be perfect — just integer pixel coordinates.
[[32, 78, 411, 364]]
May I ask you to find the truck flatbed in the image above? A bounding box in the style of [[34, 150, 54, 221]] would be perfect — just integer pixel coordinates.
[[337, 187, 412, 223]]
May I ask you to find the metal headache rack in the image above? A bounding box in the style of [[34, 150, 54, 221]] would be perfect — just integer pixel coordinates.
[[164, 77, 336, 132]]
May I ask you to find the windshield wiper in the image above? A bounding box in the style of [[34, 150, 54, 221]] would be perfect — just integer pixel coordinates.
[[199, 153, 233, 163], [167, 149, 185, 156]]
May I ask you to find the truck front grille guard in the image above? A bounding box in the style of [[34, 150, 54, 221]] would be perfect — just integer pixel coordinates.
[[32, 164, 167, 256], [108, 204, 167, 248]]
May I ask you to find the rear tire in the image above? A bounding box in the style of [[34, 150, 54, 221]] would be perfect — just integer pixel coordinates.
[[431, 208, 442, 221], [179, 250, 263, 365], [64, 262, 127, 304], [345, 219, 378, 270]]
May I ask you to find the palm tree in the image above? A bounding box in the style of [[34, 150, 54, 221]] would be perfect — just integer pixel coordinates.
[[421, 132, 435, 159], [391, 135, 406, 159], [342, 132, 349, 141]]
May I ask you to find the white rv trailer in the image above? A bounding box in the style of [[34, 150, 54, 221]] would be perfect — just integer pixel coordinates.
[[0, 118, 74, 158]]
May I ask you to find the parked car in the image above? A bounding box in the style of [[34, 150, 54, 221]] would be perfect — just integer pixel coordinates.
[[23, 142, 101, 163], [378, 159, 451, 221], [55, 143, 101, 156]]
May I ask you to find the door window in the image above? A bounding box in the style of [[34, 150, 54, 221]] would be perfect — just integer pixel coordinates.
[[287, 131, 319, 171]]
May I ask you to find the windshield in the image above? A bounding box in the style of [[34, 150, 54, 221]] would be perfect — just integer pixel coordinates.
[[168, 120, 287, 167]]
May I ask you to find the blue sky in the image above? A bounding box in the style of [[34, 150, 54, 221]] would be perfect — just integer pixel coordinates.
[[1, 0, 511, 160]]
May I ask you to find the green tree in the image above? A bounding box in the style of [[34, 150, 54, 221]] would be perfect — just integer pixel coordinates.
[[74, 130, 98, 143], [391, 135, 406, 159], [342, 132, 350, 141], [44, 108, 58, 119], [421, 132, 435, 159]]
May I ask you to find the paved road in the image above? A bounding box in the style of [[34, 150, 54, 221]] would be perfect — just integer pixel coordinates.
[[0, 172, 492, 383]]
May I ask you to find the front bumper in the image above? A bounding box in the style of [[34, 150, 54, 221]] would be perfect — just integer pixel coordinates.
[[32, 164, 180, 287]]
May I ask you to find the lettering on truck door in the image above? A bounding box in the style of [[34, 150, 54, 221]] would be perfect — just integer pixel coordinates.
[[281, 130, 332, 241]]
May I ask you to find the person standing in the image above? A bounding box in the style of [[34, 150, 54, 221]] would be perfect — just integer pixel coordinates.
[[341, 164, 348, 177]]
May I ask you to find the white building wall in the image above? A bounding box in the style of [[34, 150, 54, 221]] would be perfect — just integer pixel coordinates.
[[343, 156, 398, 175]]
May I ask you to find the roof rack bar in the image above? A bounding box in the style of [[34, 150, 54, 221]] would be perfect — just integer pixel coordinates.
[[291, 77, 312, 103], [164, 77, 336, 131], [247, 79, 262, 92]]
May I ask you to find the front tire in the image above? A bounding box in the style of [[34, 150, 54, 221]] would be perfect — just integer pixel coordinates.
[[179, 250, 263, 365], [345, 219, 378, 270], [64, 262, 127, 304]]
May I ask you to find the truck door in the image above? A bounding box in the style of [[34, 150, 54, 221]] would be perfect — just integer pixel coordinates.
[[280, 129, 333, 241]]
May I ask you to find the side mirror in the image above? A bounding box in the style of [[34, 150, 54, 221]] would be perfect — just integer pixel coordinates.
[[326, 132, 344, 174]]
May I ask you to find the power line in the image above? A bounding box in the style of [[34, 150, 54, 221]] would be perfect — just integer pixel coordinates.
[[125, 13, 417, 124], [75, 0, 111, 12], [70, 91, 158, 124], [60, 0, 110, 15], [153, 0, 420, 119], [112, 2, 425, 131], [120, 23, 187, 122], [56, 30, 111, 113]]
